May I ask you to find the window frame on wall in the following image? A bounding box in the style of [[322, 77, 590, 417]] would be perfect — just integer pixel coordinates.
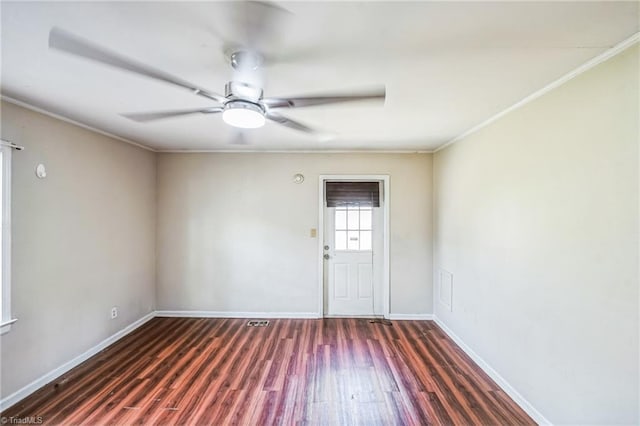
[[0, 144, 15, 335]]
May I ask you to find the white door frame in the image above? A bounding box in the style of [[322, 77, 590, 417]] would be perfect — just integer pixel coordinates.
[[318, 175, 390, 318]]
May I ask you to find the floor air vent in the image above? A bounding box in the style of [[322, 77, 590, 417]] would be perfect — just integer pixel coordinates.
[[247, 320, 269, 327]]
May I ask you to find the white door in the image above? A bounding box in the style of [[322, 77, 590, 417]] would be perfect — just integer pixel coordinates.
[[323, 201, 383, 316]]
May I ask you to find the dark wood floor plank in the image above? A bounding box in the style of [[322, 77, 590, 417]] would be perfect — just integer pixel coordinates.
[[11, 317, 182, 420], [2, 317, 536, 425]]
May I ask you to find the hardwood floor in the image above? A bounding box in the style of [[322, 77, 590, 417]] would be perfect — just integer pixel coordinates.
[[2, 317, 535, 425]]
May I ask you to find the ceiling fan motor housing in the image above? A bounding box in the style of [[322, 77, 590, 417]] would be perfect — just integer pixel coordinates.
[[225, 81, 263, 103]]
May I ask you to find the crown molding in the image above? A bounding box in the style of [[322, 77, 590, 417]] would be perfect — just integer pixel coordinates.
[[1, 95, 157, 152], [435, 32, 640, 153], [156, 149, 434, 154]]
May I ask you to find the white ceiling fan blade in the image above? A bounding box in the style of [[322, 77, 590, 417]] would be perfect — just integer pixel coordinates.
[[49, 27, 227, 104], [266, 112, 322, 135], [122, 107, 223, 122], [262, 86, 386, 109]]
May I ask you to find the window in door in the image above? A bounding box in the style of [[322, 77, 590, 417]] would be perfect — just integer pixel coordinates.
[[334, 204, 372, 251]]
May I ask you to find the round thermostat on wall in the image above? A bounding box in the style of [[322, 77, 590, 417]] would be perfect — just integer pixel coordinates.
[[293, 173, 304, 184], [35, 163, 47, 179]]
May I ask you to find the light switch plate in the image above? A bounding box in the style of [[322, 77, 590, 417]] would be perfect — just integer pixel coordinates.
[[310, 228, 317, 238]]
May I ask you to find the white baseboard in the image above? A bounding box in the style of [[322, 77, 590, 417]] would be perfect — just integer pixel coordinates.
[[159, 312, 434, 320], [155, 310, 320, 319], [433, 316, 552, 425], [388, 313, 434, 320], [323, 314, 379, 318], [0, 311, 155, 411]]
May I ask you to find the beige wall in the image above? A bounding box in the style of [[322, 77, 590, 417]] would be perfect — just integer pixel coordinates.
[[156, 153, 433, 315], [434, 45, 639, 423], [0, 102, 157, 399]]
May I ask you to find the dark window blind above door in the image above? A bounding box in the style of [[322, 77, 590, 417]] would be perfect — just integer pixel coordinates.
[[325, 181, 380, 207]]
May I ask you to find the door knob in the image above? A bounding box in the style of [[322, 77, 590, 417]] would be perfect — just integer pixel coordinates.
[[323, 254, 330, 259], [324, 245, 330, 250]]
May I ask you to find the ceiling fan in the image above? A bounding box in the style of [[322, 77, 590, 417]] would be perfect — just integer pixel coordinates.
[[47, 2, 386, 138]]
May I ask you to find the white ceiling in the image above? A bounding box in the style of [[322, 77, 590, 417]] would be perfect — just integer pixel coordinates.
[[1, 1, 638, 152]]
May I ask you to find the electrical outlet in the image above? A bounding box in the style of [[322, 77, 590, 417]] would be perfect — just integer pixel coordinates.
[[110, 307, 118, 319]]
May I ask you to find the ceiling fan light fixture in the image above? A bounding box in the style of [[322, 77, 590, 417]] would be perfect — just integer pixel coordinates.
[[222, 101, 266, 129]]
